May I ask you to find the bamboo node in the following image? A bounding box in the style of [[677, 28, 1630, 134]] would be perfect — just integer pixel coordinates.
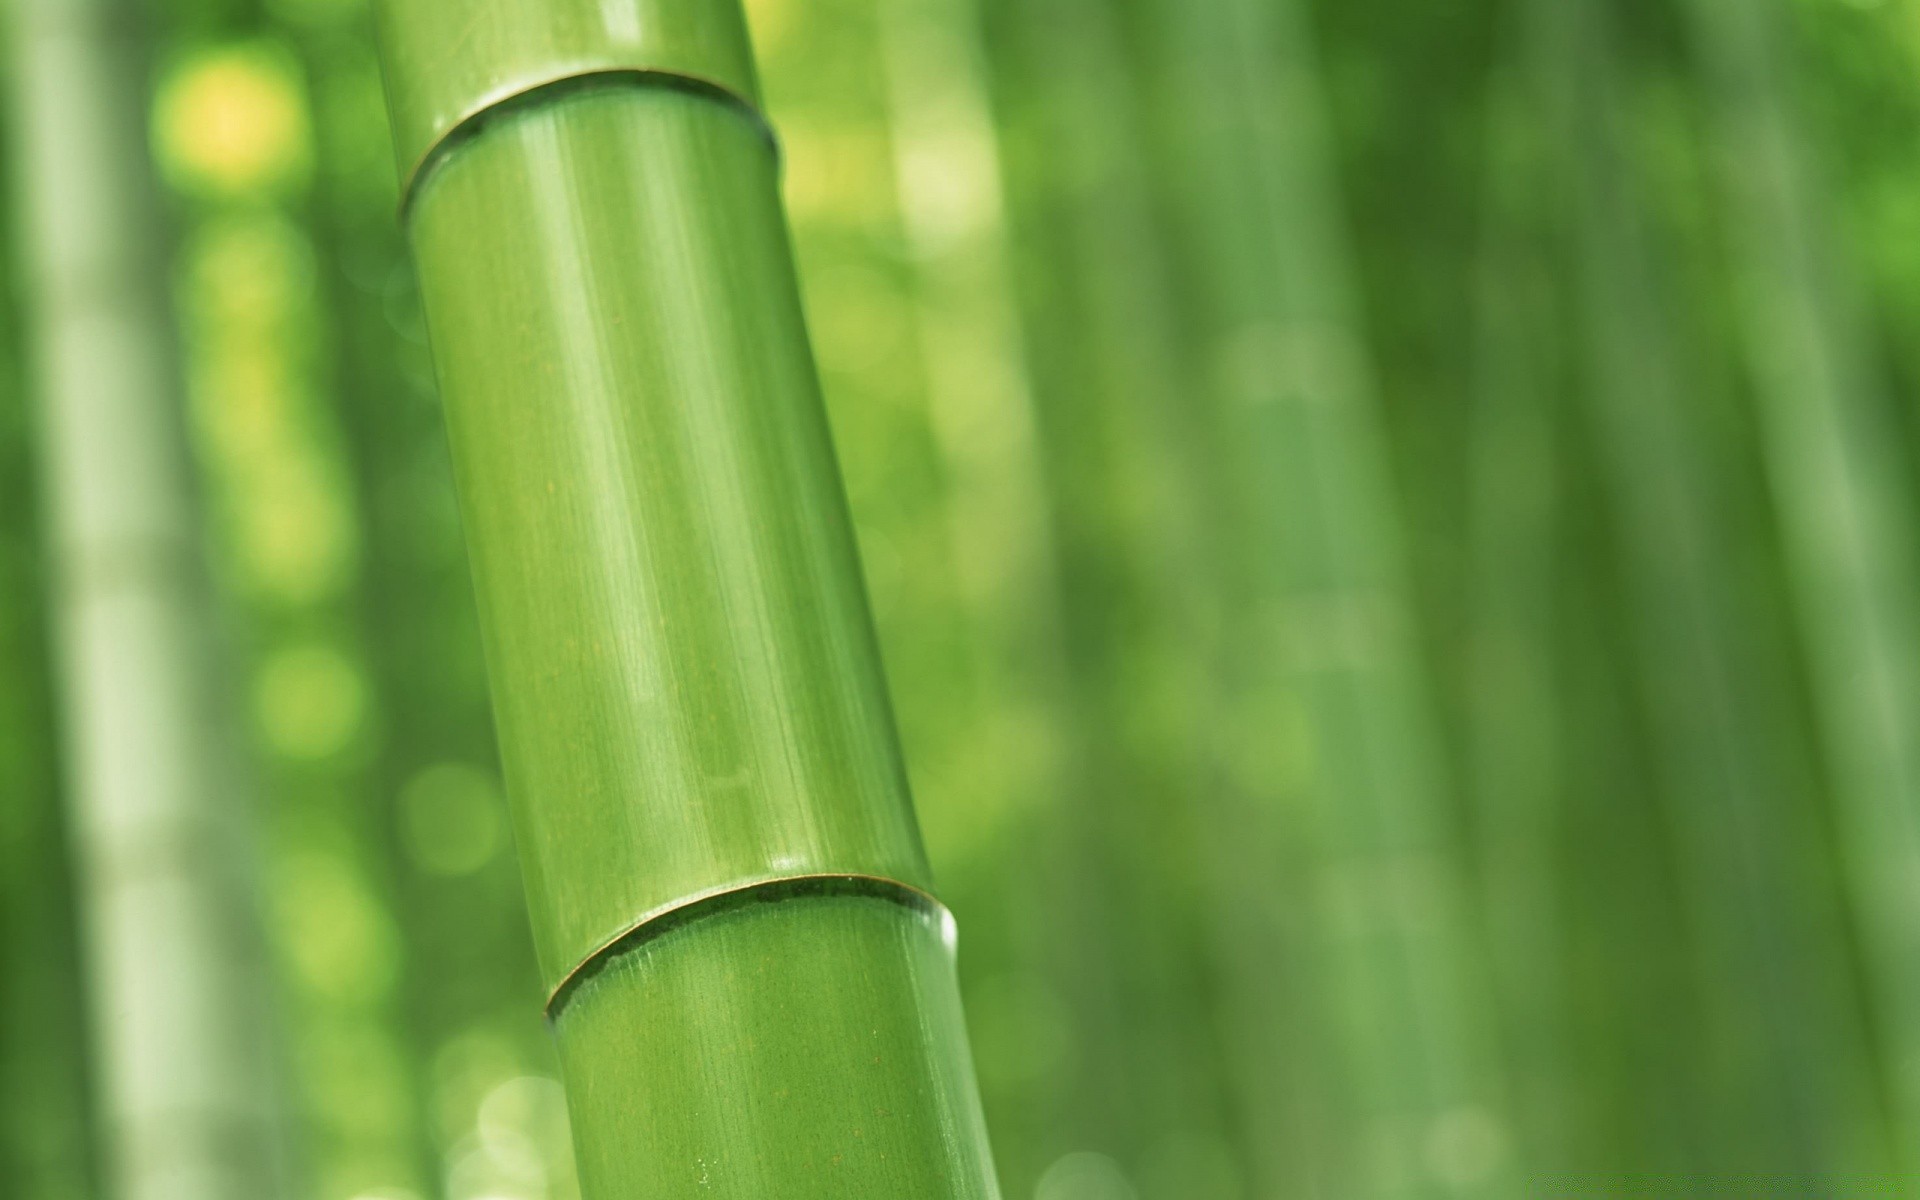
[[542, 873, 951, 1021], [398, 67, 779, 221]]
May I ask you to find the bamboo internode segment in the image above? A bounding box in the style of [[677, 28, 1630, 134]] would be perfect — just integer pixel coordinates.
[[553, 895, 997, 1196], [378, 0, 766, 212], [405, 89, 942, 992], [542, 873, 950, 1019], [385, 9, 945, 1006]]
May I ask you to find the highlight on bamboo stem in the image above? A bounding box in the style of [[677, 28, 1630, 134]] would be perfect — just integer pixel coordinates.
[[10, 0, 1920, 1196]]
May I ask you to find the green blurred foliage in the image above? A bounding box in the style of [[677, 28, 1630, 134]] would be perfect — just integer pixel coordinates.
[[12, 0, 1920, 1196]]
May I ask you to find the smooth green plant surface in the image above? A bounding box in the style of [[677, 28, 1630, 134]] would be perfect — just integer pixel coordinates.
[[379, 1, 1002, 1194], [556, 896, 992, 1198]]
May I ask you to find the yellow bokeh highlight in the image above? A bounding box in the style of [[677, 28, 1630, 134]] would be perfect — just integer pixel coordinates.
[[184, 214, 360, 604], [154, 42, 313, 197]]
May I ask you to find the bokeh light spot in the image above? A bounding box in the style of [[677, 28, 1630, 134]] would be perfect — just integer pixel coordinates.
[[155, 43, 312, 197], [1036, 1152, 1138, 1200], [477, 1075, 572, 1187], [1424, 1106, 1510, 1188], [400, 762, 506, 877], [256, 641, 369, 761], [275, 851, 400, 1006], [967, 973, 1074, 1094], [431, 1025, 525, 1151]]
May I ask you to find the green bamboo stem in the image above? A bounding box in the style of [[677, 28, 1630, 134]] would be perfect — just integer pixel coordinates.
[[1462, 46, 1570, 1178], [1472, 66, 1703, 1166], [1536, 0, 1880, 1185], [0, 318, 98, 1199], [373, 2, 999, 1194], [4, 1, 286, 1198], [1549, 477, 1705, 1182], [969, 0, 1252, 1189], [1125, 0, 1516, 1193], [1679, 0, 1920, 1168]]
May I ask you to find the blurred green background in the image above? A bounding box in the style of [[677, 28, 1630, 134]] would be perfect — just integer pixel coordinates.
[[10, 0, 1920, 1196]]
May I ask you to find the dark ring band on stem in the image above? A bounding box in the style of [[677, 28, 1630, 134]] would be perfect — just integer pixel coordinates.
[[542, 873, 950, 1022], [398, 66, 780, 221]]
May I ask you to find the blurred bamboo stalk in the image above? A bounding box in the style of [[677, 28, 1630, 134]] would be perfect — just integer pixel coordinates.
[[1537, 0, 1882, 1185], [162, 17, 449, 1192], [1680, 0, 1920, 1172], [1128, 0, 1517, 1193], [969, 0, 1249, 1190], [1463, 41, 1569, 1178], [3, 1, 285, 1198], [0, 313, 97, 1199]]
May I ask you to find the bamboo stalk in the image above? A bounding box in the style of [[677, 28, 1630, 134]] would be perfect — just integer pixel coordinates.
[[1551, 460, 1719, 1183], [1679, 0, 1920, 1170], [1124, 0, 1518, 1193], [1462, 45, 1569, 1177], [372, 2, 1000, 1194], [3, 1, 286, 1198], [0, 314, 98, 1200], [1463, 67, 1703, 1165], [1535, 0, 1880, 1185], [967, 0, 1251, 1188]]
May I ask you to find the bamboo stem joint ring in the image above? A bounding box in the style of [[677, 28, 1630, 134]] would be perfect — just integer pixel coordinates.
[[398, 67, 777, 219], [543, 874, 952, 1021], [377, 0, 776, 218]]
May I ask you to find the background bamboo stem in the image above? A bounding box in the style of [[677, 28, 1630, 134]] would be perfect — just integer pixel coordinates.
[[4, 0, 286, 1197], [1539, 0, 1882, 1184], [1680, 0, 1920, 1170], [1463, 37, 1569, 1178], [0, 235, 97, 1200]]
